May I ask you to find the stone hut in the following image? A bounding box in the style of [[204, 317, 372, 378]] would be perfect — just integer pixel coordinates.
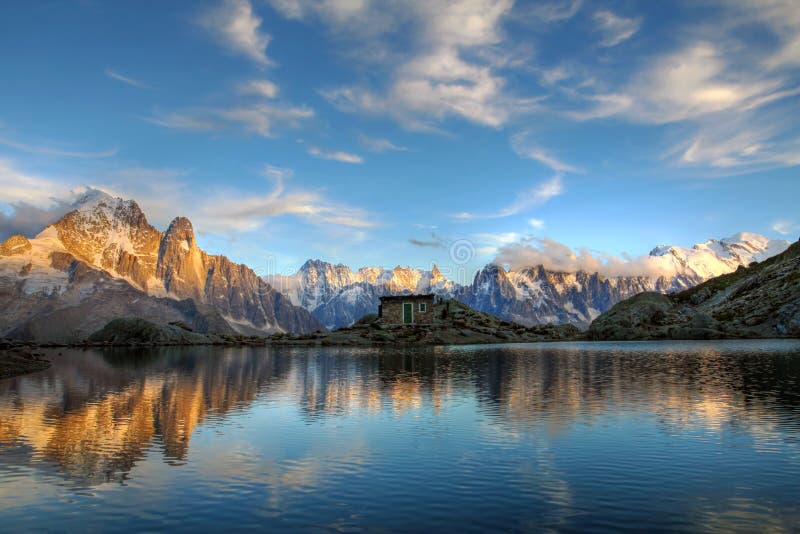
[[379, 294, 435, 325]]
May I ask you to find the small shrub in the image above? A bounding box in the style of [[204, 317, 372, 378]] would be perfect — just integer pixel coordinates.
[[357, 313, 379, 325]]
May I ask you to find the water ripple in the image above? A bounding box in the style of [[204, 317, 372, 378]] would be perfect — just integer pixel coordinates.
[[1, 341, 799, 531]]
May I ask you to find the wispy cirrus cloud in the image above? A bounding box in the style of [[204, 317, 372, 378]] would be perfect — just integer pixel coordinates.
[[104, 68, 149, 89], [0, 158, 375, 239], [671, 115, 800, 171], [306, 0, 541, 130], [511, 131, 580, 173], [0, 135, 117, 159], [358, 134, 407, 153], [451, 174, 563, 220], [557, 4, 800, 174], [218, 103, 313, 136], [142, 102, 314, 137], [198, 0, 272, 66], [196, 168, 375, 231], [571, 43, 793, 125], [238, 79, 279, 98], [593, 10, 641, 47], [97, 164, 374, 231], [512, 0, 582, 25], [140, 111, 217, 132], [307, 146, 363, 164], [772, 220, 800, 236]]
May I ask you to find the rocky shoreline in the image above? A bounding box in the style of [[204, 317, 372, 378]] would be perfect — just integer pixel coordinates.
[[79, 303, 583, 348], [0, 339, 52, 379]]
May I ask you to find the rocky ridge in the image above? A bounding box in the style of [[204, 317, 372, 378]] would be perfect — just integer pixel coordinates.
[[262, 299, 581, 346], [0, 190, 322, 340], [270, 232, 790, 330], [588, 239, 800, 340]]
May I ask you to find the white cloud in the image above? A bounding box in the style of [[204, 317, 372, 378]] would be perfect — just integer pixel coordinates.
[[666, 110, 800, 172], [634, 43, 787, 123], [0, 159, 375, 238], [390, 48, 517, 128], [0, 159, 94, 239], [307, 146, 363, 164], [564, 33, 800, 125], [142, 103, 314, 137], [735, 0, 800, 69], [451, 175, 563, 220], [471, 231, 523, 255], [557, 29, 800, 173], [99, 165, 374, 232], [263, 164, 293, 180], [218, 103, 314, 136], [0, 136, 117, 159], [358, 134, 407, 153], [528, 218, 545, 230], [593, 10, 641, 47], [513, 0, 582, 25], [239, 79, 279, 98], [586, 43, 790, 125], [494, 236, 681, 278], [141, 111, 217, 131], [772, 220, 800, 236], [199, 0, 272, 65], [566, 93, 633, 121], [308, 0, 541, 129], [197, 173, 375, 231], [104, 68, 149, 89], [511, 131, 579, 173], [0, 159, 77, 209]]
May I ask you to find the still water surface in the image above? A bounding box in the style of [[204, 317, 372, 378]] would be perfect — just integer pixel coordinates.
[[1, 341, 799, 532]]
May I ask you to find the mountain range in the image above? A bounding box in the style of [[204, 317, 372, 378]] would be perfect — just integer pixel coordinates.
[[0, 191, 322, 342], [268, 233, 791, 329], [0, 190, 792, 341]]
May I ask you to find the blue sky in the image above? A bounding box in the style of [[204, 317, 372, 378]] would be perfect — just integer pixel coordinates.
[[0, 0, 798, 280]]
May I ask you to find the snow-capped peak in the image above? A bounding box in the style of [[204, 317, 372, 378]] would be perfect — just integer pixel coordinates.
[[72, 188, 118, 210], [646, 232, 790, 280], [721, 232, 770, 247], [649, 245, 672, 257]]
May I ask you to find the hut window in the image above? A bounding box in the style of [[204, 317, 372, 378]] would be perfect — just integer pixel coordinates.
[[419, 302, 427, 312]]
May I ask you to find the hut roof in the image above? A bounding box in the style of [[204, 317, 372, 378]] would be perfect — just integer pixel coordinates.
[[379, 294, 434, 302]]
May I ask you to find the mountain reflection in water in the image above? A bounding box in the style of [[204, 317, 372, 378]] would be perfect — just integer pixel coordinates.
[[1, 341, 799, 532]]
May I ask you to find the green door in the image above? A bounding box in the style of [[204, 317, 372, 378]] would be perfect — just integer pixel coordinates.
[[403, 302, 413, 324]]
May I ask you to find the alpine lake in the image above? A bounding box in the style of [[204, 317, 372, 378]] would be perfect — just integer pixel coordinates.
[[1, 340, 799, 532]]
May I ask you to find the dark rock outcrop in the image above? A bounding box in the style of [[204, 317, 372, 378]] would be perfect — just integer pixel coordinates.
[[271, 299, 581, 346], [87, 318, 216, 345], [0, 339, 50, 379]]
